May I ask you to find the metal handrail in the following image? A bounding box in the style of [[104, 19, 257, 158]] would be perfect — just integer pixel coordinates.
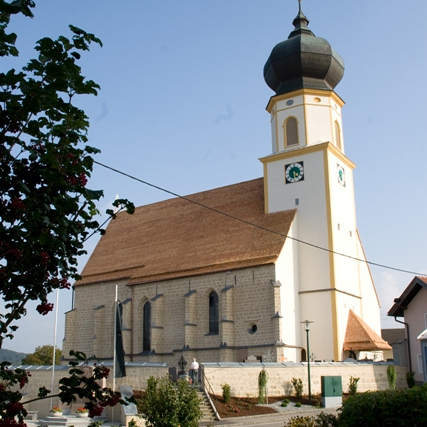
[[200, 365, 221, 420]]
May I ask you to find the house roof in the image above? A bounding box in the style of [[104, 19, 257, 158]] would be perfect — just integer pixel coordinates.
[[343, 310, 392, 351], [387, 276, 427, 318], [77, 178, 296, 286], [381, 328, 406, 345]]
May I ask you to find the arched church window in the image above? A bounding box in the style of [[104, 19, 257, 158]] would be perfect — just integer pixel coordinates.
[[334, 120, 342, 150], [285, 117, 299, 147], [209, 291, 219, 335], [143, 301, 151, 352], [301, 348, 307, 362]]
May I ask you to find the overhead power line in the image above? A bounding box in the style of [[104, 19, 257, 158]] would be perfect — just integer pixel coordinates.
[[93, 160, 426, 277]]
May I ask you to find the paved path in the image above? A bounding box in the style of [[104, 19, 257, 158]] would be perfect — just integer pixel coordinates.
[[26, 404, 340, 427], [200, 406, 340, 426]]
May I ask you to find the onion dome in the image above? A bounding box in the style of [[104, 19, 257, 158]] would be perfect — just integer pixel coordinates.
[[264, 4, 344, 96]]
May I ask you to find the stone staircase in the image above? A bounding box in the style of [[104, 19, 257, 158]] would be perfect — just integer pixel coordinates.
[[196, 389, 217, 423]]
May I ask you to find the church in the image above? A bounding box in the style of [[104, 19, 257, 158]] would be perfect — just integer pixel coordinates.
[[63, 4, 391, 365]]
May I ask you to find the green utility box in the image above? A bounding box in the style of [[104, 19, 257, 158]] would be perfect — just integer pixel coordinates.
[[321, 376, 342, 408]]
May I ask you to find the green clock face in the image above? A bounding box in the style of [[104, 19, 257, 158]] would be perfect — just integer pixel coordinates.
[[285, 162, 304, 184], [337, 164, 346, 186]]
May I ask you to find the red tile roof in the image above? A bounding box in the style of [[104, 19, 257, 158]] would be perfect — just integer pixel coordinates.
[[343, 310, 392, 351], [77, 178, 296, 286]]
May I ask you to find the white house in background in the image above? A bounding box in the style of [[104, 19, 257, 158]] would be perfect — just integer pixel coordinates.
[[63, 4, 389, 366], [388, 276, 427, 384]]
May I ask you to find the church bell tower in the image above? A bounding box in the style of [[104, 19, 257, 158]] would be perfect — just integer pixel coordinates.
[[260, 3, 381, 361]]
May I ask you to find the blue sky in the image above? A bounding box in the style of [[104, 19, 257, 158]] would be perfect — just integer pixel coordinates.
[[4, 0, 427, 354]]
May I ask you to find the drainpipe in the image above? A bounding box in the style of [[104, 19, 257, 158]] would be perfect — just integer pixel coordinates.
[[394, 317, 412, 373]]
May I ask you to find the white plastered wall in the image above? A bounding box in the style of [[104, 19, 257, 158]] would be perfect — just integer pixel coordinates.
[[274, 216, 301, 362], [356, 232, 382, 335], [269, 91, 344, 154]]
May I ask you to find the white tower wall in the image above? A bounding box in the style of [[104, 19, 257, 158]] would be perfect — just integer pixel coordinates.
[[262, 87, 380, 361]]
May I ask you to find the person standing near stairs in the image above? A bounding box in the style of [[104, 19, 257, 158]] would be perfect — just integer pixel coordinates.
[[190, 358, 199, 384]]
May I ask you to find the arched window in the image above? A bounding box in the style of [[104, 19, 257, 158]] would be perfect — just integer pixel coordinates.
[[143, 301, 151, 352], [209, 291, 219, 335], [301, 348, 307, 362], [334, 121, 342, 150], [285, 117, 299, 147]]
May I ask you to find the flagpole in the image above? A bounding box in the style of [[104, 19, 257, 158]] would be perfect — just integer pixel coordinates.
[[50, 289, 59, 410], [112, 285, 118, 422], [113, 285, 117, 386]]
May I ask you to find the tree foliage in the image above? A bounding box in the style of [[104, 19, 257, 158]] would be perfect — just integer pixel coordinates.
[[138, 376, 203, 427], [0, 0, 134, 348], [0, 2, 134, 426], [0, 351, 133, 424], [338, 385, 427, 426], [21, 344, 62, 365]]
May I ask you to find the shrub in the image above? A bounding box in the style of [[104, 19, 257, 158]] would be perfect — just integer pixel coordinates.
[[406, 371, 415, 389], [285, 415, 316, 427], [221, 383, 231, 404], [338, 384, 427, 427], [258, 369, 268, 404], [291, 378, 303, 398], [138, 375, 202, 427], [311, 394, 322, 408], [284, 412, 339, 427], [295, 402, 302, 407], [315, 412, 339, 427], [281, 401, 288, 407], [387, 365, 397, 390], [348, 376, 359, 396]]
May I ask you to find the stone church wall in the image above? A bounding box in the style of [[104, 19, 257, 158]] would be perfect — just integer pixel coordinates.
[[65, 264, 286, 364]]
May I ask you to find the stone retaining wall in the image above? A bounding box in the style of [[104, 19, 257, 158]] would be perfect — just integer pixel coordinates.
[[16, 361, 407, 420], [202, 362, 407, 397]]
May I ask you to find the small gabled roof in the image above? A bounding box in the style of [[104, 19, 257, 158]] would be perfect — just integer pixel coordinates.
[[77, 178, 296, 286], [387, 276, 427, 318], [343, 310, 392, 351]]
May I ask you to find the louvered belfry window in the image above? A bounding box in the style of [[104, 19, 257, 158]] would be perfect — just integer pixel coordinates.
[[285, 117, 299, 147]]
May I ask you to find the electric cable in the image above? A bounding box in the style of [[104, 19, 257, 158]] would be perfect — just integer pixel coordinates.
[[93, 160, 427, 277]]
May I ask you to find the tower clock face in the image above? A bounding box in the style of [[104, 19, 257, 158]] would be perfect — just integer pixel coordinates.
[[285, 162, 304, 184], [337, 164, 346, 186]]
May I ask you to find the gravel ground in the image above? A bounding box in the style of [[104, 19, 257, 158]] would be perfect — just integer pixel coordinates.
[[257, 400, 320, 414]]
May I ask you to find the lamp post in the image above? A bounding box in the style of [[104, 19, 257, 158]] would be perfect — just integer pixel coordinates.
[[301, 320, 313, 404]]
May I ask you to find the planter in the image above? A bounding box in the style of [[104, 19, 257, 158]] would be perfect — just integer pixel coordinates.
[[50, 412, 63, 417], [76, 412, 89, 418]]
